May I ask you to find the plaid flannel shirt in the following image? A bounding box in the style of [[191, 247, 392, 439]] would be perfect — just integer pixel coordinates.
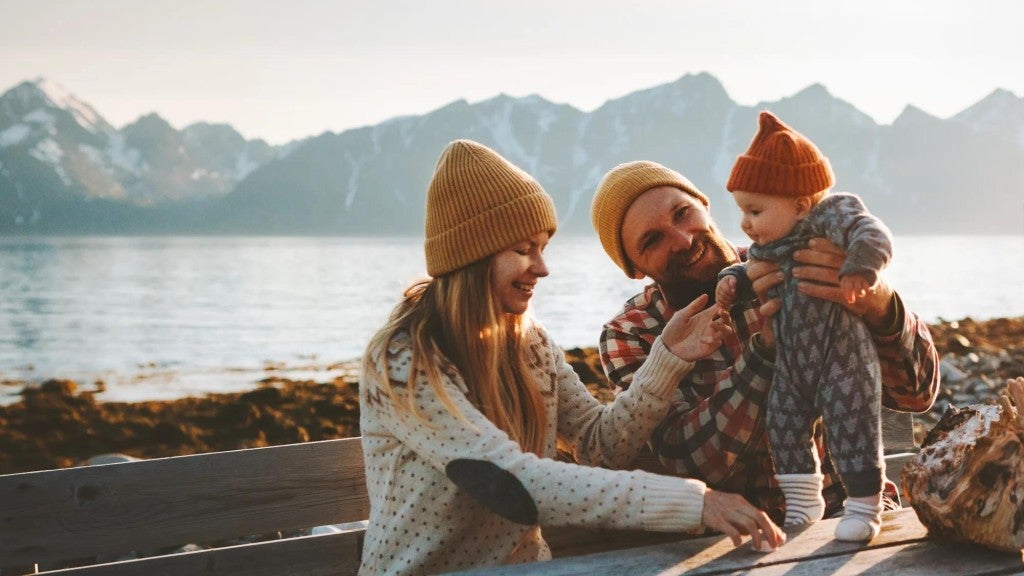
[[599, 266, 939, 523]]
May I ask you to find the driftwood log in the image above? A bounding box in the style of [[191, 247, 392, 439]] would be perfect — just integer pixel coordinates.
[[902, 378, 1024, 552]]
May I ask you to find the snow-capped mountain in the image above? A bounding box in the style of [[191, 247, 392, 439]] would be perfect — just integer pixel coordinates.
[[2, 75, 1022, 235], [0, 78, 282, 231]]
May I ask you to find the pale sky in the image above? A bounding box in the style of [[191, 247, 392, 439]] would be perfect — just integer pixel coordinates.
[[2, 0, 1021, 144]]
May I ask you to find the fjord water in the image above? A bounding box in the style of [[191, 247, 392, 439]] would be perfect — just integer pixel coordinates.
[[0, 235, 1021, 402]]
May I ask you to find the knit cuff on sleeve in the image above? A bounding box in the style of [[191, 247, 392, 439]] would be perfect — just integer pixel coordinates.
[[750, 332, 777, 362], [638, 472, 706, 533], [867, 292, 905, 340], [631, 336, 695, 400]]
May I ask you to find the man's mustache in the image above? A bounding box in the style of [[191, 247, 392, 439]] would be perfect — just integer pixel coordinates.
[[667, 236, 707, 269]]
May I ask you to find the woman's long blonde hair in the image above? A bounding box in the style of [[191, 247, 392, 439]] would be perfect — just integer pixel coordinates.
[[363, 257, 548, 456]]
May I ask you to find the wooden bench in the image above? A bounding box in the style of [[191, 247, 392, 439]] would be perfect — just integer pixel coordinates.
[[0, 409, 917, 576]]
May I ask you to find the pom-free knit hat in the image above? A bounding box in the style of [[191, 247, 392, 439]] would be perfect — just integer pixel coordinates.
[[727, 111, 835, 197], [424, 139, 557, 277], [591, 161, 709, 278]]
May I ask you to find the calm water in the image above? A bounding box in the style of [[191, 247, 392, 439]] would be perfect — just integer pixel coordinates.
[[1, 235, 1022, 402]]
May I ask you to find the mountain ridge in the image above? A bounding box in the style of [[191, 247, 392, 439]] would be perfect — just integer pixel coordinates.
[[1, 75, 1021, 236]]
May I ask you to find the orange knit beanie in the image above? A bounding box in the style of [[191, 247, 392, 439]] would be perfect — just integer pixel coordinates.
[[424, 140, 557, 277], [726, 111, 834, 197]]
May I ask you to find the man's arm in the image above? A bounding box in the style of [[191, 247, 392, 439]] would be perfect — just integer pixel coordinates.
[[599, 306, 775, 484], [791, 238, 940, 412], [863, 292, 940, 412]]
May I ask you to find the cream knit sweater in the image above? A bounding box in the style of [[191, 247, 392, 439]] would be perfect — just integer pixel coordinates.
[[358, 327, 707, 576]]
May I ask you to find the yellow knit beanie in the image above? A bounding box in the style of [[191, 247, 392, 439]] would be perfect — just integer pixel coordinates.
[[591, 161, 709, 278], [425, 140, 557, 277]]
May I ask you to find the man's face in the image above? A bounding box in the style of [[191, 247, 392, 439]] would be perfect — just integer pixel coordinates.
[[621, 186, 739, 298]]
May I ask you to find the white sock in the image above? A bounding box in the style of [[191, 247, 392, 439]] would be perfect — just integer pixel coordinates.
[[777, 473, 825, 525], [835, 496, 883, 542]]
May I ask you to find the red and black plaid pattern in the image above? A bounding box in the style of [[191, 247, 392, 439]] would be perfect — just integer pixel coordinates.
[[599, 280, 939, 524]]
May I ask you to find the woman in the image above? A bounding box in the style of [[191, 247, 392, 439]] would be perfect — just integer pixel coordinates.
[[359, 140, 783, 575]]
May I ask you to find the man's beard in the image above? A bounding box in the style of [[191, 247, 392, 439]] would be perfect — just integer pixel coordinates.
[[659, 231, 738, 310]]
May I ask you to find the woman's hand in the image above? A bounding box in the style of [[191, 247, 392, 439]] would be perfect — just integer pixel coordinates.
[[662, 294, 734, 362], [702, 488, 785, 551]]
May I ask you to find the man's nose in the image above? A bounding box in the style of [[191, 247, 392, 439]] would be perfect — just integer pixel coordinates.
[[668, 227, 695, 251]]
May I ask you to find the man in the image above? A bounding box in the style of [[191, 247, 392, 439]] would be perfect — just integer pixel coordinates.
[[590, 160, 939, 523]]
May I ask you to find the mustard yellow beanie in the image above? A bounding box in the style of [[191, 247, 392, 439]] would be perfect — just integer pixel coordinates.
[[425, 140, 557, 277], [591, 161, 708, 278]]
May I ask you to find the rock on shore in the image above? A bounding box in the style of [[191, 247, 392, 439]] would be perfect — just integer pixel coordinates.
[[1, 317, 1021, 476]]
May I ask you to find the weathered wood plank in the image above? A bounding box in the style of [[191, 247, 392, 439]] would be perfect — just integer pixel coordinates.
[[0, 438, 368, 566], [450, 508, 932, 576], [881, 408, 917, 454], [732, 541, 1024, 576], [548, 438, 916, 559], [34, 530, 363, 576]]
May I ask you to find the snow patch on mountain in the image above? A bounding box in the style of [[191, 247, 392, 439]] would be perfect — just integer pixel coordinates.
[[105, 133, 144, 176], [234, 152, 258, 181], [36, 78, 103, 132], [482, 99, 533, 174], [77, 143, 105, 168], [712, 106, 738, 186], [0, 123, 30, 148], [23, 108, 57, 132], [344, 152, 361, 210], [29, 138, 70, 184]]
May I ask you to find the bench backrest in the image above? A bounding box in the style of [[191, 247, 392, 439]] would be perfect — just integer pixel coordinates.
[[1, 410, 916, 576], [0, 438, 368, 576]]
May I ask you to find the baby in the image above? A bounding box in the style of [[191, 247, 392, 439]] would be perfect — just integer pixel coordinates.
[[716, 111, 893, 542]]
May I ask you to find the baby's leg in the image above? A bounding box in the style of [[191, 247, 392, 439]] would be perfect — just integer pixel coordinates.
[[768, 358, 825, 526], [818, 325, 885, 542]]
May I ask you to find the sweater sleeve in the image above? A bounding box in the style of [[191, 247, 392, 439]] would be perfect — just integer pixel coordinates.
[[872, 293, 941, 412], [360, 340, 706, 533], [599, 307, 775, 485], [553, 334, 694, 469]]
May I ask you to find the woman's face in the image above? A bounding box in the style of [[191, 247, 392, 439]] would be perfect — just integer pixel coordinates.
[[490, 231, 550, 315]]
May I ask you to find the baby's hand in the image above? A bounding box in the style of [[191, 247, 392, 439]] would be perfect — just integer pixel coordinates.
[[716, 276, 737, 313], [840, 274, 872, 305]]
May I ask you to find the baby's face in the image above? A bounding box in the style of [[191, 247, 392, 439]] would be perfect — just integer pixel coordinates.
[[732, 190, 807, 245]]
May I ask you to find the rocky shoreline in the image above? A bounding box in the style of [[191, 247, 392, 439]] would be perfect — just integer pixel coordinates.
[[1, 316, 1021, 476]]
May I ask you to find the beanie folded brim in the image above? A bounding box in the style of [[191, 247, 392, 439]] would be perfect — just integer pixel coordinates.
[[727, 155, 834, 197], [425, 192, 557, 277], [424, 139, 558, 277]]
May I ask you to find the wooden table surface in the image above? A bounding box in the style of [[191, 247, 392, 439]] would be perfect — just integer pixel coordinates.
[[452, 508, 1024, 576]]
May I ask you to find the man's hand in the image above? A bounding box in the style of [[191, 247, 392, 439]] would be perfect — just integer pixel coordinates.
[[792, 238, 895, 327], [662, 294, 734, 362], [702, 488, 785, 551], [744, 259, 782, 348]]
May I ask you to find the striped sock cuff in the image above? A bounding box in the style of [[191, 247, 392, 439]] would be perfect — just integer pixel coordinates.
[[778, 473, 825, 525]]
